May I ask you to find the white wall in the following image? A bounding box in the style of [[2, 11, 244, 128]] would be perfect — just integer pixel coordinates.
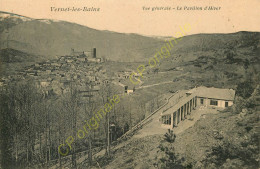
[[197, 97, 233, 108]]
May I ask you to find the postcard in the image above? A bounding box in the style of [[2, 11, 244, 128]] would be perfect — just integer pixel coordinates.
[[0, 0, 259, 168]]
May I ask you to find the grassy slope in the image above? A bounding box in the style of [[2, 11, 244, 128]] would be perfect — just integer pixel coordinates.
[[87, 32, 260, 169], [94, 100, 259, 169]]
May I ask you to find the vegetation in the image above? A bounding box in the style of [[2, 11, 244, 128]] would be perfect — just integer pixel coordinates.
[[0, 80, 152, 169], [202, 85, 259, 169], [154, 129, 184, 169]]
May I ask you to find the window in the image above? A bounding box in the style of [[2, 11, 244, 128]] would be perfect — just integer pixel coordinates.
[[225, 101, 229, 107], [210, 100, 218, 106], [200, 99, 204, 104], [162, 115, 171, 125]]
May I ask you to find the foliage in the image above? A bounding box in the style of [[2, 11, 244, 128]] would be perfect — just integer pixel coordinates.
[[0, 88, 15, 169], [155, 130, 184, 169], [232, 85, 259, 114], [203, 85, 259, 169], [163, 129, 176, 143], [236, 81, 254, 99]]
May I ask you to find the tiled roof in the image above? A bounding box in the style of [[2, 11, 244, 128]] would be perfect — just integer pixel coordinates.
[[189, 86, 235, 101], [162, 86, 236, 115]]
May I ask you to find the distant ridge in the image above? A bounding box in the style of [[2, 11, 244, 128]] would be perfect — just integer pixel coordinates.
[[0, 11, 259, 62], [0, 11, 32, 20]]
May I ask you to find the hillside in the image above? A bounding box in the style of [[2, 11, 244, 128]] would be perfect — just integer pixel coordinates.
[[0, 11, 165, 62], [0, 48, 34, 63], [91, 86, 259, 169], [0, 11, 259, 62]]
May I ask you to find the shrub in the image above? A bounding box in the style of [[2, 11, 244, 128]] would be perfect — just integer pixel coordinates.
[[155, 130, 184, 169]]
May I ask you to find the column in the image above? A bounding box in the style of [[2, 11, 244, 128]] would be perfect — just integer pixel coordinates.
[[178, 109, 181, 123], [187, 102, 189, 114], [190, 100, 192, 112], [184, 104, 187, 118], [181, 106, 184, 120], [185, 103, 188, 118], [174, 112, 177, 126], [177, 109, 179, 124], [171, 113, 174, 129]]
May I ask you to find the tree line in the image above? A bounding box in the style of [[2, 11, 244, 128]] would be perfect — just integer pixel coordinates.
[[0, 79, 163, 169]]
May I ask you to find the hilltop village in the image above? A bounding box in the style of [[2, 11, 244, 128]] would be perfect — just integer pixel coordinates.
[[0, 48, 135, 97]]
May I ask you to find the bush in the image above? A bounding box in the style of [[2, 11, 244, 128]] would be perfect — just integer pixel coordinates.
[[236, 81, 254, 99], [155, 130, 184, 169]]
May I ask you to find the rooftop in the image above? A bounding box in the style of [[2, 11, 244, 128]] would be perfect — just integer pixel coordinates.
[[187, 86, 235, 101], [162, 93, 196, 115], [162, 86, 236, 115]]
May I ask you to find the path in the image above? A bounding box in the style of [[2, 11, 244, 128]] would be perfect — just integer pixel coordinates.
[[136, 81, 173, 89]]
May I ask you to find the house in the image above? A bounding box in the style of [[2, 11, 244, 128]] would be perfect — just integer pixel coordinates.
[[187, 86, 235, 108], [125, 85, 135, 95], [160, 86, 235, 129]]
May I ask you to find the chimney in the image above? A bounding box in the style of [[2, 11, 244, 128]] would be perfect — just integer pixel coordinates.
[[93, 48, 96, 58]]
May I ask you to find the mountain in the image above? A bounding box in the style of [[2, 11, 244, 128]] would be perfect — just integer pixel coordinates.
[[0, 11, 259, 62], [0, 11, 32, 33], [0, 48, 33, 63], [0, 11, 167, 62]]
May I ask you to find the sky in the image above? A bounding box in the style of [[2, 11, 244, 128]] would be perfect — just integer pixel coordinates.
[[0, 0, 260, 36]]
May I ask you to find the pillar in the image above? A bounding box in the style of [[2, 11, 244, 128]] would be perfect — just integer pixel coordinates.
[[181, 106, 184, 120], [171, 113, 174, 129], [187, 102, 190, 114], [177, 109, 181, 124], [177, 109, 179, 124], [184, 104, 187, 118], [193, 97, 195, 109], [190, 100, 192, 112], [174, 112, 177, 126]]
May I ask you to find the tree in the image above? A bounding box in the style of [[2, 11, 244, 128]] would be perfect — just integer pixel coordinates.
[[155, 129, 183, 169], [62, 82, 80, 169], [0, 87, 15, 169], [236, 81, 254, 99], [84, 94, 97, 166], [98, 83, 114, 157], [0, 80, 49, 168], [163, 129, 176, 143]]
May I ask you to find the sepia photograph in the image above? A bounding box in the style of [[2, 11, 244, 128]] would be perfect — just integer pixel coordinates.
[[0, 0, 259, 168]]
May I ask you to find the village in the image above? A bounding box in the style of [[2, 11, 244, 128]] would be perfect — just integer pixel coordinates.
[[0, 48, 138, 98]]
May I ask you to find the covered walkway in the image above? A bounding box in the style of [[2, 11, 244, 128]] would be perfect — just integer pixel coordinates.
[[161, 93, 197, 128]]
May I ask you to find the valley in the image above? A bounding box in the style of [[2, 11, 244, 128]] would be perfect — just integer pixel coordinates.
[[0, 11, 259, 169]]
